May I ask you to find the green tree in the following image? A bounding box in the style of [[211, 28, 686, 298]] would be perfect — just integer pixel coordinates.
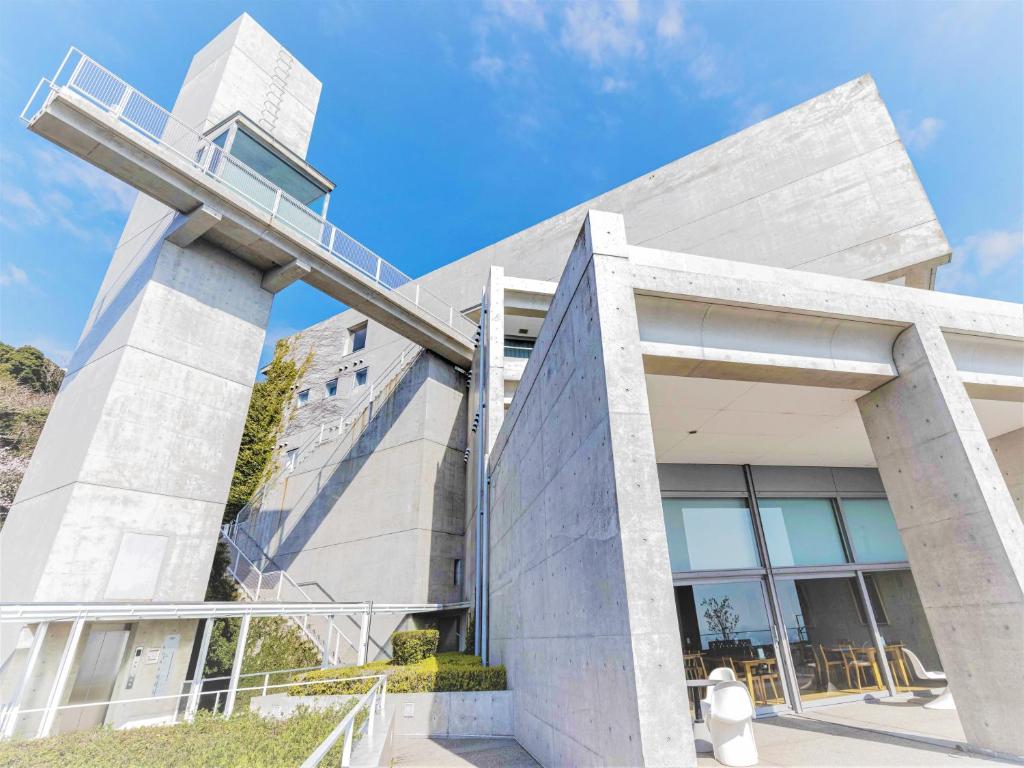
[[0, 344, 64, 394]]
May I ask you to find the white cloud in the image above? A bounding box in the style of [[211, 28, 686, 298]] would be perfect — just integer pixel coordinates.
[[490, 0, 547, 30], [32, 148, 135, 213], [0, 184, 47, 228], [900, 116, 944, 151], [958, 229, 1023, 275], [938, 227, 1024, 300], [472, 53, 507, 83], [657, 0, 684, 41], [560, 1, 646, 68], [0, 262, 29, 288], [600, 76, 632, 94]]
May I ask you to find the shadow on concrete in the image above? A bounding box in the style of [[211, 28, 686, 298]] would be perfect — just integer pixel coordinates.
[[391, 736, 539, 767]]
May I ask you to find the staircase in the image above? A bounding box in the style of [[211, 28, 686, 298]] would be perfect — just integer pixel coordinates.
[[219, 343, 429, 666]]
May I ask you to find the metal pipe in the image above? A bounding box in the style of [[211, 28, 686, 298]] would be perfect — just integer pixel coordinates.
[[37, 618, 85, 738], [222, 614, 251, 717], [1, 621, 49, 739], [185, 618, 215, 722]]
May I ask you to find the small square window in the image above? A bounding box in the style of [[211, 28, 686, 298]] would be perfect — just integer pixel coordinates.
[[325, 379, 338, 398], [297, 389, 310, 406], [285, 448, 298, 471], [355, 368, 368, 386], [350, 323, 367, 353]]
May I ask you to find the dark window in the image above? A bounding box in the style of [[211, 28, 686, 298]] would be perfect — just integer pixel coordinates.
[[350, 324, 367, 353], [297, 389, 309, 406], [325, 379, 338, 398], [504, 337, 534, 359], [454, 559, 462, 587], [355, 368, 368, 387]]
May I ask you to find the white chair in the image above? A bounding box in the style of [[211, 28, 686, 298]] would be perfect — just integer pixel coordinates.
[[707, 681, 758, 767], [700, 667, 739, 720], [902, 648, 954, 710]]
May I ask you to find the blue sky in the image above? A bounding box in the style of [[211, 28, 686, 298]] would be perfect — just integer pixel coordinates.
[[1, 0, 1021, 367]]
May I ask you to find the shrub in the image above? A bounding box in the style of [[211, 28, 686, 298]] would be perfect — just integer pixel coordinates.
[[289, 653, 506, 696], [391, 629, 439, 665]]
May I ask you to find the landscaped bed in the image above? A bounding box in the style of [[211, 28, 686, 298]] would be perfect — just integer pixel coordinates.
[[0, 705, 352, 768], [291, 629, 507, 696]]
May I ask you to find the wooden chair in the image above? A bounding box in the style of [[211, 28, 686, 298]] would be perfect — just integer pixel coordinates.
[[885, 645, 910, 689], [840, 646, 876, 691], [817, 645, 847, 690], [684, 652, 708, 679]]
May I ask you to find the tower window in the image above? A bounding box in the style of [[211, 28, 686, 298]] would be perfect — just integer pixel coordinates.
[[297, 389, 309, 406], [350, 323, 368, 353], [325, 379, 338, 398], [355, 368, 368, 387], [454, 559, 462, 587]]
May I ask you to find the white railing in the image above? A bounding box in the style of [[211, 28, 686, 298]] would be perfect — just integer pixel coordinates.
[[3, 667, 386, 747], [300, 675, 387, 768], [21, 48, 475, 341], [220, 530, 359, 666]]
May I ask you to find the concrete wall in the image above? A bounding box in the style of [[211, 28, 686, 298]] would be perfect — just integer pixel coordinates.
[[989, 428, 1023, 518], [240, 351, 467, 660], [859, 324, 1024, 757], [487, 213, 692, 767]]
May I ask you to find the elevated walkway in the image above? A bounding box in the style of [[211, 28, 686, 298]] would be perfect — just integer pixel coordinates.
[[21, 49, 475, 367]]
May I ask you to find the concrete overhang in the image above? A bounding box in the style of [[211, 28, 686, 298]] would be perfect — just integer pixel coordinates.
[[27, 88, 474, 367]]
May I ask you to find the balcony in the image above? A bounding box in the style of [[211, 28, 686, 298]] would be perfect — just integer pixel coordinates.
[[20, 49, 475, 366]]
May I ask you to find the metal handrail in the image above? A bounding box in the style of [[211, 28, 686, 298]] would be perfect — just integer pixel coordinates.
[[220, 529, 357, 664], [21, 48, 475, 340], [233, 341, 423, 527], [300, 676, 387, 768]]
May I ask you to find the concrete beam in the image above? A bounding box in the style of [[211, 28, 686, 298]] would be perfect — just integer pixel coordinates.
[[858, 323, 1024, 758], [166, 205, 222, 247], [261, 259, 311, 293]]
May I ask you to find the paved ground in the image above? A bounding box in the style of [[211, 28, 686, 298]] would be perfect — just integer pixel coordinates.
[[389, 736, 539, 767], [697, 695, 1016, 767]]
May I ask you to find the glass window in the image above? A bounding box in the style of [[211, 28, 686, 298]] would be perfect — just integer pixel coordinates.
[[454, 559, 462, 587], [504, 337, 534, 359], [662, 498, 761, 572], [776, 576, 885, 702], [350, 324, 367, 353], [842, 499, 908, 563], [285, 448, 298, 471], [676, 581, 782, 708], [865, 570, 942, 690], [297, 389, 309, 406], [325, 379, 338, 398], [758, 498, 847, 567], [228, 128, 328, 208], [355, 368, 368, 387]]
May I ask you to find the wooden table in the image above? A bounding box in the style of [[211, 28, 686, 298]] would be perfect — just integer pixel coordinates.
[[736, 657, 780, 704]]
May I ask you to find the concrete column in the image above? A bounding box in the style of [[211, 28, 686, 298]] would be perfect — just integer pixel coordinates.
[[0, 16, 321, 615], [989, 428, 1023, 519], [858, 323, 1024, 758]]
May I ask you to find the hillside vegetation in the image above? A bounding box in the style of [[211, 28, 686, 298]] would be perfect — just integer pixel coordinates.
[[0, 343, 64, 525]]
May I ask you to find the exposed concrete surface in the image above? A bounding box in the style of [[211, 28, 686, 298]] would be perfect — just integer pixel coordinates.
[[488, 213, 693, 767], [385, 692, 513, 738], [390, 736, 539, 767], [989, 428, 1023, 518], [858, 324, 1024, 758]]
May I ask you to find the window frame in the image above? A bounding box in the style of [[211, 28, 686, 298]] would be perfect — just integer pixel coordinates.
[[354, 368, 368, 387], [325, 378, 338, 398], [296, 389, 310, 407], [349, 323, 368, 354]]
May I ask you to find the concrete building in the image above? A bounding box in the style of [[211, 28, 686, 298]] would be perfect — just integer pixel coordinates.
[[2, 14, 1022, 766]]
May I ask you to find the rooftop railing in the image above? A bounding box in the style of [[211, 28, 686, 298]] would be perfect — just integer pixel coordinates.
[[21, 48, 475, 340]]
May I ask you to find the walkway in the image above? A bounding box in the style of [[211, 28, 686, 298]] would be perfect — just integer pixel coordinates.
[[698, 696, 1017, 767], [389, 736, 539, 767]]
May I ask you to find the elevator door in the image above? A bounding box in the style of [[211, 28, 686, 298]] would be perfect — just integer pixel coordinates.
[[56, 628, 130, 734]]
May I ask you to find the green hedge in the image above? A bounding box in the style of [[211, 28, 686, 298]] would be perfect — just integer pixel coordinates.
[[290, 653, 506, 696], [391, 629, 439, 665]]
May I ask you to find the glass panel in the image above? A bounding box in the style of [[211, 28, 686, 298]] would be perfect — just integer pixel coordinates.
[[229, 128, 328, 208], [777, 576, 885, 704], [504, 337, 535, 359], [867, 570, 942, 693], [842, 499, 908, 563], [662, 498, 761, 572], [676, 581, 783, 709], [759, 498, 847, 567], [351, 325, 367, 353]]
